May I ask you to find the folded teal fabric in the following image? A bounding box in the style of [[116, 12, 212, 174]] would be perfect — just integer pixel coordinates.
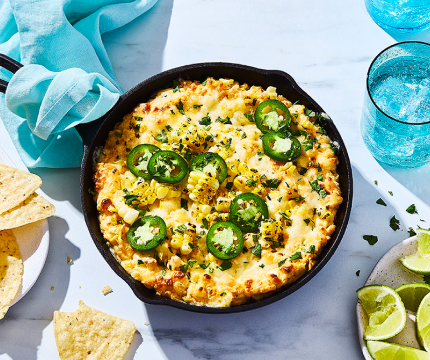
[[0, 0, 158, 168]]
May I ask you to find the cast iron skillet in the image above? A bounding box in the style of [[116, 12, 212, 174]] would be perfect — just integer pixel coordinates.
[[0, 57, 353, 313]]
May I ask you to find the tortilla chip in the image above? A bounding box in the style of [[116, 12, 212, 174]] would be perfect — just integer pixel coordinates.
[[0, 192, 55, 230], [0, 164, 42, 214], [53, 300, 136, 360], [0, 229, 23, 319]]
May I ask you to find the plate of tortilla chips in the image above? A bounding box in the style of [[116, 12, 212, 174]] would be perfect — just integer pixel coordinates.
[[0, 146, 55, 318]]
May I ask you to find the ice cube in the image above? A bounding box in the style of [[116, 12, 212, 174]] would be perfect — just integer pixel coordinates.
[[372, 76, 417, 119], [405, 78, 430, 124]]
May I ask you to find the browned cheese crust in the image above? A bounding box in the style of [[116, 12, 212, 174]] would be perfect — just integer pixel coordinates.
[[93, 78, 342, 307]]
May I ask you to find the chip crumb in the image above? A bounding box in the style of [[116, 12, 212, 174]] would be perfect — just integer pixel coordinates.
[[144, 321, 149, 326], [50, 286, 55, 291], [67, 257, 73, 265], [102, 285, 113, 296]]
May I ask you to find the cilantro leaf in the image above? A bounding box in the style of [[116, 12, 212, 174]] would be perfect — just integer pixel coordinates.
[[251, 244, 262, 258], [278, 258, 287, 267], [363, 235, 378, 245], [180, 198, 188, 211], [290, 252, 302, 261], [376, 198, 387, 206], [408, 227, 417, 237], [406, 204, 418, 214], [262, 178, 281, 189], [390, 216, 400, 231], [199, 114, 211, 125], [219, 261, 232, 271], [177, 99, 185, 115], [244, 113, 254, 122]]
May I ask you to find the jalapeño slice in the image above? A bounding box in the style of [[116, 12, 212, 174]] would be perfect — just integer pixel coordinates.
[[229, 193, 269, 233], [262, 132, 301, 162], [127, 215, 167, 252], [206, 221, 244, 260], [127, 144, 160, 179], [189, 152, 228, 184], [147, 150, 188, 184], [254, 99, 292, 134]]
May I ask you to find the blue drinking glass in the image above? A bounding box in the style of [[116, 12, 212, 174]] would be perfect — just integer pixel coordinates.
[[365, 0, 430, 33], [361, 41, 430, 168]]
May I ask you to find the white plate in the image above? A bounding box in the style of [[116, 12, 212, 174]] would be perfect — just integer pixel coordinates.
[[0, 146, 50, 305], [356, 235, 424, 359]]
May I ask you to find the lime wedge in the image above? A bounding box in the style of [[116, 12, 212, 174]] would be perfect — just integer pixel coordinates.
[[357, 285, 406, 340], [367, 341, 430, 360], [416, 292, 430, 351], [400, 229, 430, 274], [417, 228, 430, 254], [400, 255, 430, 274], [396, 283, 430, 312]]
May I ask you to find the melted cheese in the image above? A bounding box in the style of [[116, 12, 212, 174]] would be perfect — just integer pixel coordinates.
[[93, 78, 342, 307]]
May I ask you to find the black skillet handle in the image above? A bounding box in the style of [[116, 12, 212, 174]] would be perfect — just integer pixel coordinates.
[[0, 54, 24, 93]]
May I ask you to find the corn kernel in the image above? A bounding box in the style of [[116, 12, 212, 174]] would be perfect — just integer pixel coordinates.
[[123, 208, 139, 224]]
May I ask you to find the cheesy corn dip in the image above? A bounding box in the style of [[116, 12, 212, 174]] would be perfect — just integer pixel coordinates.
[[93, 78, 342, 307]]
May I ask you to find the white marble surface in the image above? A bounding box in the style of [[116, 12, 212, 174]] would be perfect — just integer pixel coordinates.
[[1, 0, 430, 359]]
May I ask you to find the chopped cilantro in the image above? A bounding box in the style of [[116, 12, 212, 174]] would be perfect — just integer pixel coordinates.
[[154, 129, 168, 143], [173, 79, 180, 92], [293, 196, 305, 202], [194, 104, 203, 108], [88, 188, 97, 195], [251, 244, 262, 258], [388, 191, 393, 196], [115, 131, 122, 138], [202, 79, 207, 86], [181, 198, 188, 211], [304, 108, 316, 117], [303, 245, 315, 254], [363, 235, 378, 245], [408, 227, 417, 237], [262, 178, 281, 189], [177, 99, 185, 115], [356, 270, 360, 276], [199, 263, 208, 269], [161, 268, 167, 278], [298, 167, 308, 175], [406, 204, 418, 214], [199, 114, 211, 125], [170, 109, 175, 115], [244, 113, 254, 122], [259, 263, 265, 268], [220, 292, 227, 296], [137, 259, 144, 265], [390, 216, 400, 231], [374, 180, 378, 185], [216, 116, 232, 125], [290, 252, 302, 261], [180, 263, 189, 273], [219, 261, 232, 271], [134, 116, 143, 121], [278, 258, 287, 267], [202, 218, 209, 230], [330, 143, 338, 153], [376, 198, 387, 206]]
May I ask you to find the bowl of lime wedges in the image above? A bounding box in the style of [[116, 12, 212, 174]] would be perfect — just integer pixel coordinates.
[[357, 229, 430, 360]]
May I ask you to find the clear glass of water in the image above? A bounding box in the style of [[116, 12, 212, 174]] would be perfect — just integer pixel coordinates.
[[365, 0, 430, 33], [361, 41, 430, 168]]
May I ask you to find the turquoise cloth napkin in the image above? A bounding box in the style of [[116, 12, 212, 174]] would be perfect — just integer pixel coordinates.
[[0, 0, 158, 168]]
